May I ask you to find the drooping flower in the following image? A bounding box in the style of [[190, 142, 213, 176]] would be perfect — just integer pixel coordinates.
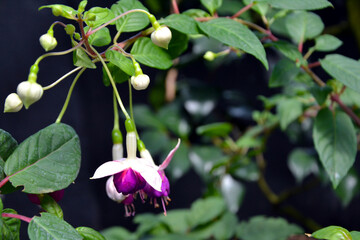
[[16, 81, 43, 109], [39, 32, 57, 51], [140, 139, 181, 215], [130, 74, 150, 90], [151, 26, 172, 49]]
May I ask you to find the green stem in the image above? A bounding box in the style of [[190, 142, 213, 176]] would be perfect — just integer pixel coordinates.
[[56, 67, 86, 123], [43, 66, 82, 91], [113, 91, 120, 131], [90, 46, 130, 119]]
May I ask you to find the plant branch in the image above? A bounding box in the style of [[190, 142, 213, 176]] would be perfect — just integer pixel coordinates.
[[231, 3, 254, 19], [2, 213, 32, 223], [301, 65, 326, 87], [331, 94, 360, 127], [77, 18, 95, 56], [171, 0, 180, 14], [308, 61, 321, 69], [0, 176, 10, 190], [43, 66, 82, 91]]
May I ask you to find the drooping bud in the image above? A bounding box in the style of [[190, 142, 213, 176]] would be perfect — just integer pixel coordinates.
[[17, 81, 44, 109], [106, 176, 127, 203], [4, 93, 23, 113], [39, 31, 57, 51], [151, 26, 172, 49], [203, 51, 216, 61], [131, 74, 150, 90]]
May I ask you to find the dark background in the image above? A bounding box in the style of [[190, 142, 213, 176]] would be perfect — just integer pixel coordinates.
[[1, 0, 360, 238]]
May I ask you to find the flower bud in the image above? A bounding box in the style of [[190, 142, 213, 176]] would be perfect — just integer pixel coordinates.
[[39, 33, 57, 51], [112, 143, 123, 160], [151, 26, 172, 49], [4, 93, 23, 113], [204, 51, 216, 61], [106, 176, 127, 203], [17, 81, 44, 109], [131, 74, 150, 90]]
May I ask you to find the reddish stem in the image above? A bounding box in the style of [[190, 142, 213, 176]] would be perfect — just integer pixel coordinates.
[[0, 176, 10, 190], [331, 94, 360, 127], [308, 61, 321, 69], [298, 41, 303, 53], [2, 213, 32, 223], [171, 0, 180, 14], [231, 3, 254, 19], [77, 18, 95, 56]]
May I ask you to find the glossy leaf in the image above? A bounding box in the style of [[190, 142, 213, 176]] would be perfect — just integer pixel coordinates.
[[101, 227, 135, 240], [87, 27, 111, 47], [309, 85, 332, 105], [335, 169, 360, 207], [132, 105, 165, 130], [244, 0, 269, 16], [141, 130, 169, 155], [157, 103, 190, 138], [196, 122, 232, 137], [40, 194, 64, 219], [189, 146, 225, 179], [188, 197, 226, 228], [287, 148, 318, 183], [237, 216, 303, 240], [200, 0, 223, 15], [28, 212, 82, 240], [160, 209, 189, 233], [198, 18, 268, 69], [102, 63, 130, 86], [213, 212, 238, 240], [320, 54, 360, 93], [262, 0, 332, 10], [110, 0, 149, 32], [131, 37, 173, 70], [4, 123, 81, 193], [285, 11, 324, 44], [314, 34, 343, 52], [105, 50, 135, 76], [76, 227, 106, 240], [1, 208, 21, 240], [85, 7, 115, 28], [277, 98, 303, 130], [160, 14, 199, 35], [0, 129, 18, 161], [221, 174, 245, 213], [351, 231, 360, 240], [312, 226, 352, 240], [73, 49, 96, 69], [313, 109, 357, 188], [166, 29, 189, 59], [268, 41, 306, 65], [269, 58, 300, 88], [39, 4, 77, 19]]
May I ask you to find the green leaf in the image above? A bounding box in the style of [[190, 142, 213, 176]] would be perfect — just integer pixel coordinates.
[[157, 103, 190, 138], [201, 0, 223, 15], [198, 18, 268, 69], [4, 123, 81, 193], [196, 122, 232, 137], [335, 168, 360, 207], [101, 227, 135, 240], [320, 54, 360, 93], [40, 194, 64, 219], [312, 226, 352, 240], [166, 29, 189, 59], [237, 216, 303, 240], [277, 98, 303, 130], [110, 0, 149, 32], [351, 231, 360, 240], [314, 34, 343, 52], [262, 0, 333, 10], [182, 9, 210, 18], [76, 227, 106, 240], [131, 37, 173, 70], [160, 14, 199, 35], [221, 174, 245, 213], [188, 197, 226, 228], [244, 0, 269, 16], [160, 209, 189, 233], [268, 41, 305, 65], [313, 109, 357, 188], [287, 148, 318, 183], [87, 27, 111, 47], [105, 50, 135, 76], [285, 11, 324, 44], [73, 48, 96, 69], [141, 130, 170, 155], [85, 7, 115, 28], [0, 129, 18, 160], [133, 105, 165, 130], [213, 212, 238, 240], [39, 4, 77, 19], [1, 209, 21, 240], [102, 63, 130, 86], [28, 212, 82, 240], [341, 87, 360, 107], [269, 58, 300, 88], [309, 85, 333, 105]]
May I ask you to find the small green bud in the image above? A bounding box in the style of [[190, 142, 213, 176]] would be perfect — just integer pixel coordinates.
[[131, 74, 150, 90], [39, 33, 57, 51], [78, 0, 88, 13], [124, 119, 135, 133], [17, 81, 44, 109], [112, 129, 123, 144], [151, 26, 172, 49], [85, 13, 96, 21], [203, 51, 216, 61], [74, 33, 81, 41], [65, 24, 76, 35], [137, 140, 146, 152], [4, 93, 23, 113]]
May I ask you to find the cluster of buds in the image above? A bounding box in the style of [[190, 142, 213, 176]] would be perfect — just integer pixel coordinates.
[[92, 119, 180, 216], [4, 64, 43, 113]]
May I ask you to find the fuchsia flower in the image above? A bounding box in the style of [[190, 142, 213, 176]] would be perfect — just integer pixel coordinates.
[[91, 130, 180, 216]]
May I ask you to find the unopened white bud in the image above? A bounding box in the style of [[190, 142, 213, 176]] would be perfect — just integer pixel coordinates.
[[106, 176, 127, 203], [151, 26, 172, 49], [39, 33, 57, 51], [17, 81, 43, 109], [4, 93, 23, 113], [131, 74, 150, 90]]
